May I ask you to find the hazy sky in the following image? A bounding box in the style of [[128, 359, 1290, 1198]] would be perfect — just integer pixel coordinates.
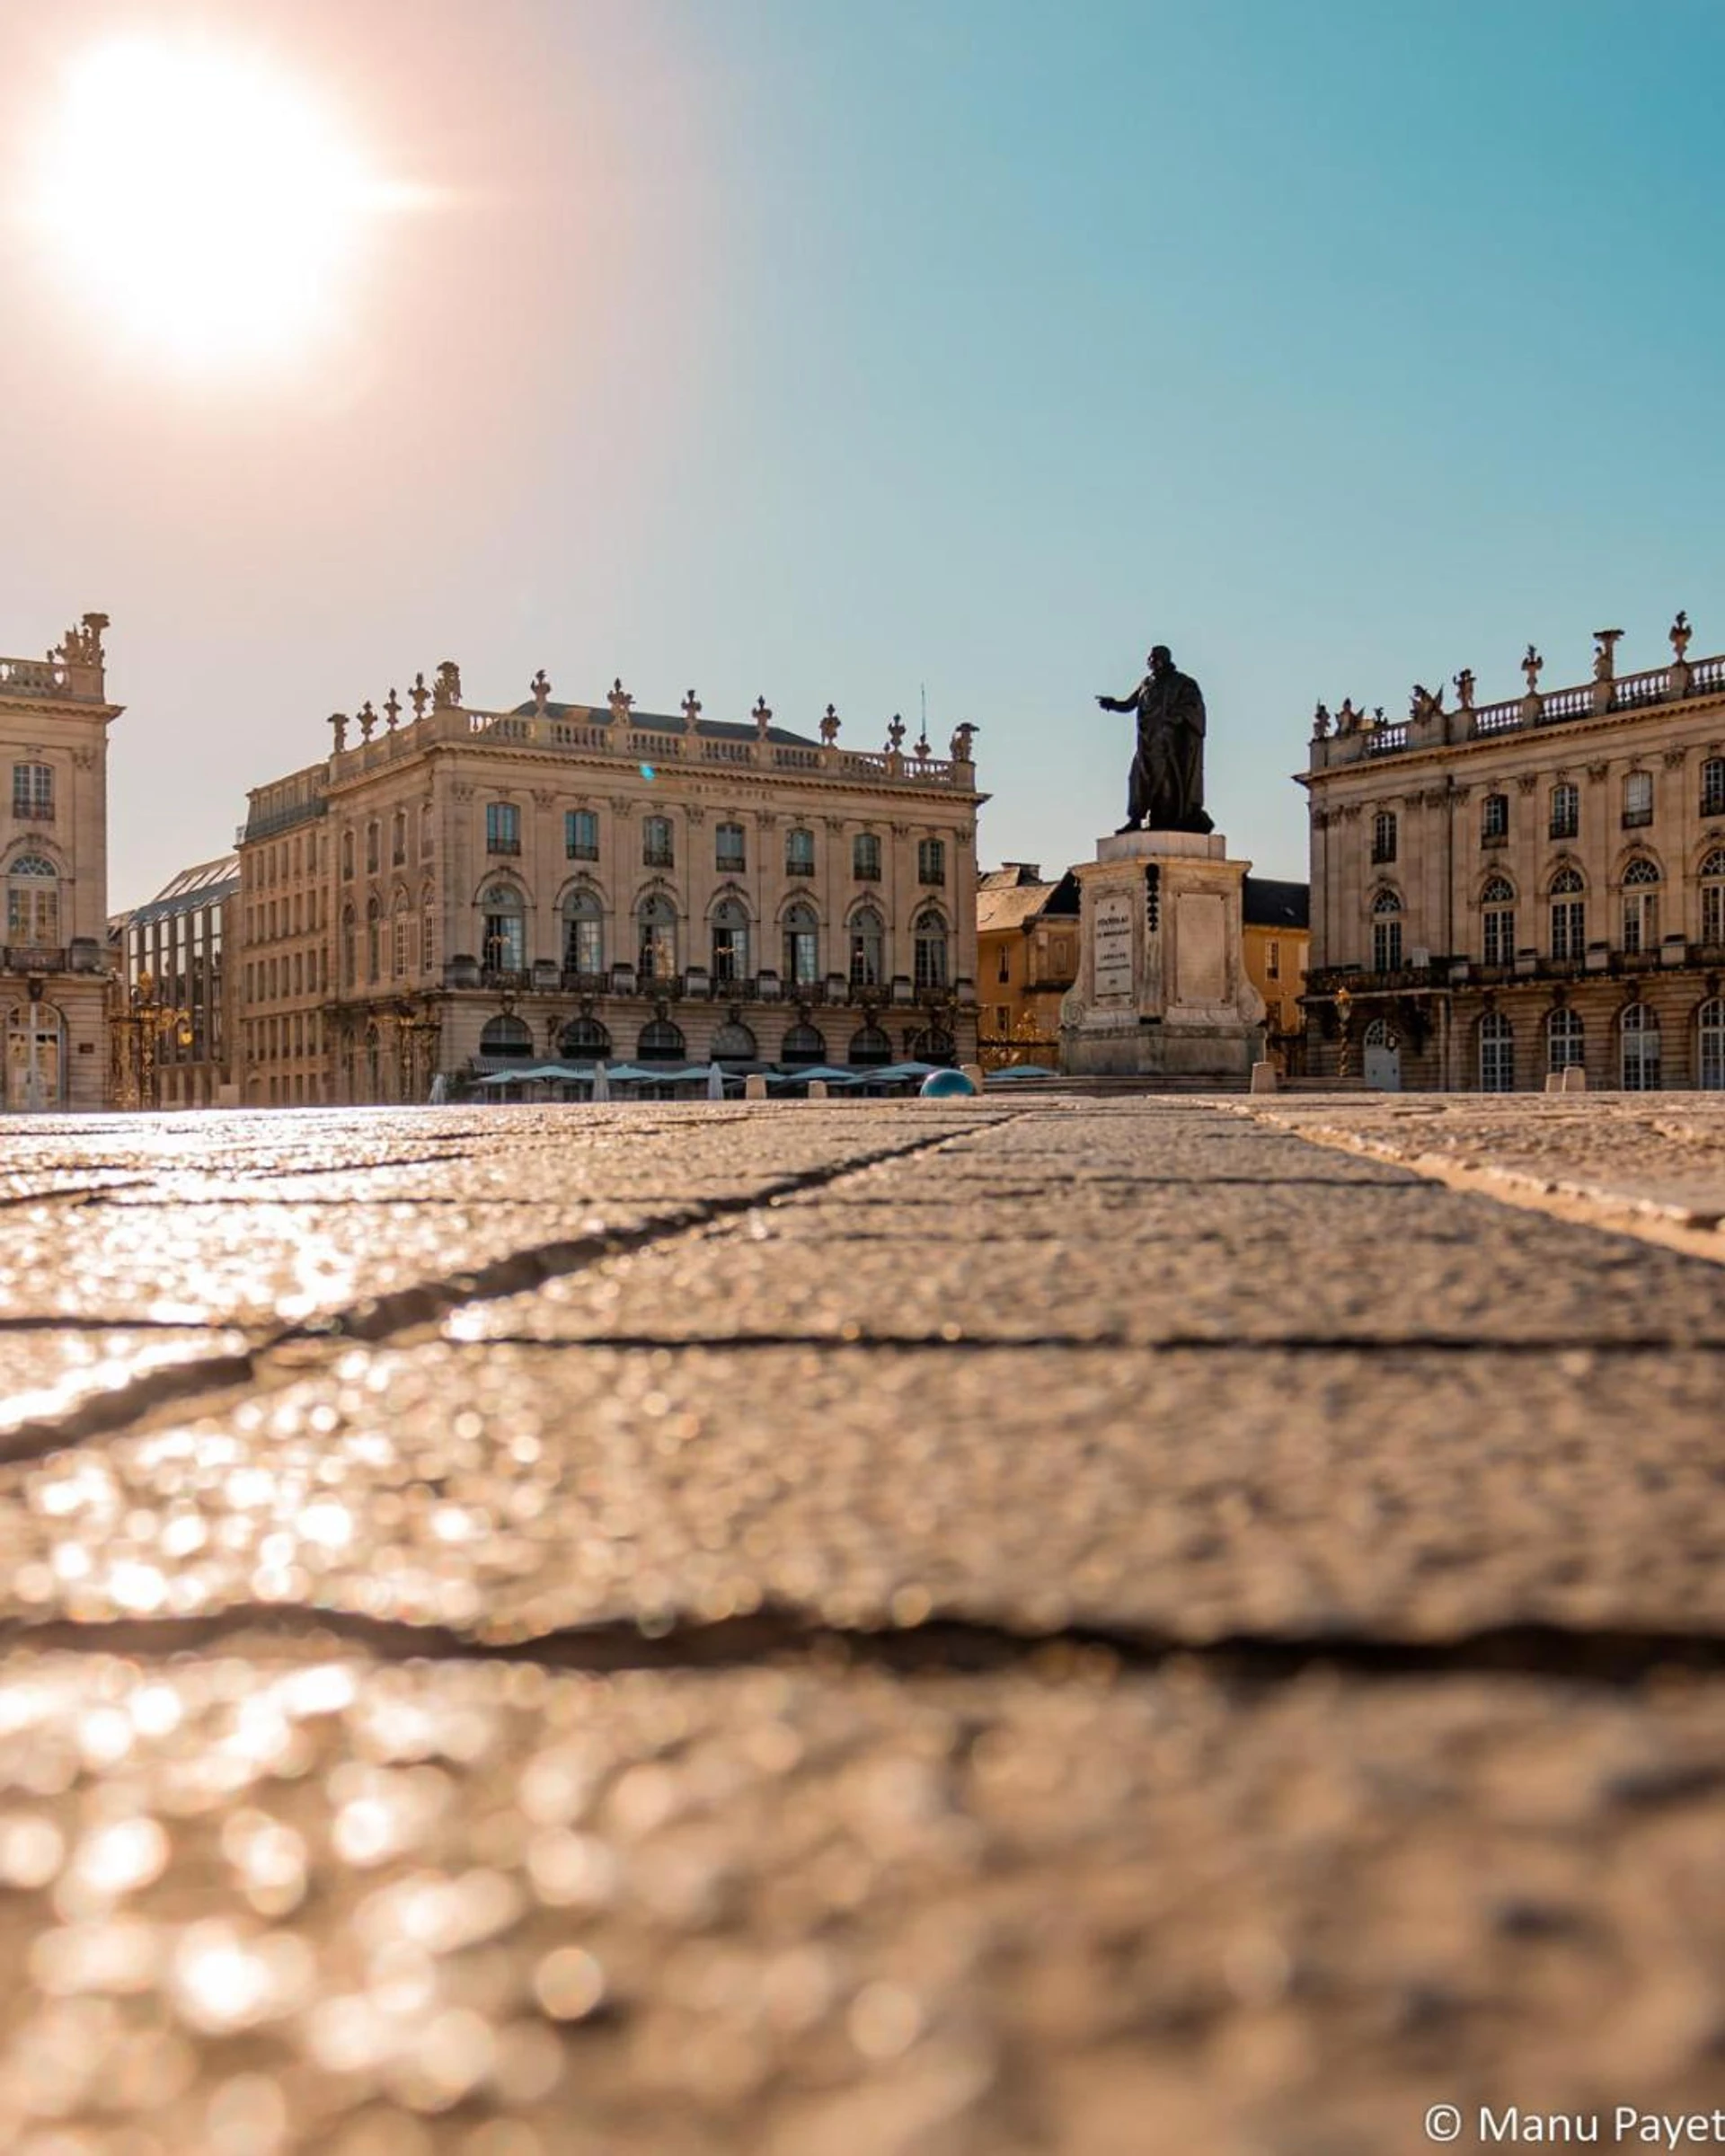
[[4, 0, 1723, 907]]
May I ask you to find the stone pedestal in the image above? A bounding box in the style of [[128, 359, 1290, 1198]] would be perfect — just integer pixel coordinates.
[[1060, 831, 1266, 1080]]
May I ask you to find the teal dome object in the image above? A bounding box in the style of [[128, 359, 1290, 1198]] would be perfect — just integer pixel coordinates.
[[919, 1068, 977, 1099]]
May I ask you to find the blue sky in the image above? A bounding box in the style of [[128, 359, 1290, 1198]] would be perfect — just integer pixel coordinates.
[[4, 0, 1722, 902]]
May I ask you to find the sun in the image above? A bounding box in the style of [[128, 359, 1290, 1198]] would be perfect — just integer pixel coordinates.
[[22, 37, 394, 372]]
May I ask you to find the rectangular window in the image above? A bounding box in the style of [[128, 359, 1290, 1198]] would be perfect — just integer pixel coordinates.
[[1373, 919, 1402, 972], [1703, 761, 1725, 819], [1549, 784, 1579, 840], [917, 837, 946, 886], [853, 833, 881, 880], [482, 912, 526, 972], [1551, 900, 1585, 960], [393, 811, 407, 866], [11, 763, 53, 820], [1623, 772, 1654, 828], [642, 817, 674, 869], [785, 829, 815, 878], [1267, 940, 1281, 979], [716, 823, 747, 872], [486, 801, 521, 854], [366, 823, 380, 873], [1481, 794, 1508, 844], [565, 809, 599, 861], [1482, 909, 1515, 967], [1623, 891, 1658, 954], [565, 915, 603, 975]]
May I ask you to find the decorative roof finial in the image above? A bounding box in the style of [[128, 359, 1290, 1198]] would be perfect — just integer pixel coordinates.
[[409, 671, 430, 720], [384, 688, 401, 731], [433, 660, 463, 710], [887, 713, 907, 754], [819, 702, 840, 745], [531, 668, 552, 714], [1521, 644, 1544, 695], [358, 699, 377, 742], [751, 694, 773, 738], [607, 676, 633, 726], [329, 711, 349, 752], [680, 689, 702, 734], [1453, 668, 1475, 711], [1671, 610, 1693, 662]]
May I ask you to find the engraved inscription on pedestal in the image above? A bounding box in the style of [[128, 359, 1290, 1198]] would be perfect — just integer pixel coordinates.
[[1093, 893, 1135, 1001], [1175, 891, 1226, 1004]]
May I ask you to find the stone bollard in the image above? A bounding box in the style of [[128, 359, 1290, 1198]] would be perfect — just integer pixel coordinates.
[[807, 1080, 828, 1099], [1561, 1065, 1588, 1093], [744, 1074, 768, 1100], [1544, 1073, 1564, 1093], [1250, 1061, 1278, 1094]]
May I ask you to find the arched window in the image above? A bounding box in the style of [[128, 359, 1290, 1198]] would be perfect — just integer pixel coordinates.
[[366, 895, 382, 981], [4, 1000, 65, 1109], [780, 1021, 827, 1067], [391, 887, 411, 978], [909, 1027, 956, 1065], [711, 1019, 756, 1065], [783, 901, 819, 985], [1479, 1010, 1514, 1092], [715, 822, 747, 873], [1546, 1007, 1585, 1075], [848, 905, 884, 987], [642, 816, 674, 869], [420, 883, 436, 975], [1621, 1003, 1661, 1091], [712, 897, 751, 984], [853, 832, 881, 881], [1622, 856, 1660, 955], [637, 893, 677, 981], [1371, 810, 1397, 865], [913, 906, 949, 989], [1371, 888, 1402, 972], [784, 827, 815, 878], [1700, 849, 1725, 949], [559, 1015, 611, 1059], [637, 1017, 686, 1064], [1549, 782, 1579, 841], [1481, 793, 1509, 845], [1481, 876, 1516, 968], [341, 904, 356, 988], [847, 1022, 892, 1066], [481, 882, 526, 974], [562, 888, 604, 978], [1699, 998, 1725, 1091], [1549, 866, 1586, 960], [480, 1014, 534, 1060], [5, 854, 59, 944]]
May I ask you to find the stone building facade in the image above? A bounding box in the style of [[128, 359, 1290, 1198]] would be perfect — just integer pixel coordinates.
[[114, 856, 240, 1108], [239, 665, 983, 1101], [234, 766, 332, 1104], [1, 614, 119, 1111], [1301, 616, 1725, 1091]]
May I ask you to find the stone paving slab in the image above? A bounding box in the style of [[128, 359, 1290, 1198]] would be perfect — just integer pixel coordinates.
[[455, 1197, 1725, 1345], [1243, 1095, 1725, 1225], [6, 1339, 1725, 1644], [0, 1329, 252, 1445], [1, 1646, 1724, 2156]]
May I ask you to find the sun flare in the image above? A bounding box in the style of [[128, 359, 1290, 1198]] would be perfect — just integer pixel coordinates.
[[23, 37, 395, 371]]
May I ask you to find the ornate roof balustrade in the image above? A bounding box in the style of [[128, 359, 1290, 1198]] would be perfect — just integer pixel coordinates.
[[323, 695, 978, 791], [1309, 618, 1725, 772]]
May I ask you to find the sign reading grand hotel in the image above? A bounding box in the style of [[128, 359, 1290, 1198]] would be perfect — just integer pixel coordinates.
[[1092, 892, 1135, 1000]]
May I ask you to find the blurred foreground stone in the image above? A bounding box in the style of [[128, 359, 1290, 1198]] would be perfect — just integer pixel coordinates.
[[0, 1096, 1723, 2155]]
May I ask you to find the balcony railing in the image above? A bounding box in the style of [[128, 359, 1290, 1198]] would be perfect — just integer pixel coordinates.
[[3, 944, 67, 973], [10, 801, 54, 823]]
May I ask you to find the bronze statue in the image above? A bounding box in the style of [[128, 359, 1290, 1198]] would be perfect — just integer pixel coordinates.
[[1096, 644, 1211, 835]]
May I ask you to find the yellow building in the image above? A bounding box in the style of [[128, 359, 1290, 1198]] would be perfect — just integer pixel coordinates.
[[1242, 876, 1311, 1066], [975, 863, 1079, 1066], [2, 614, 120, 1111], [237, 663, 986, 1101]]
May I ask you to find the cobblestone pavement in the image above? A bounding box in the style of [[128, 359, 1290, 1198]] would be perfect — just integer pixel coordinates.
[[2, 1096, 1724, 2156]]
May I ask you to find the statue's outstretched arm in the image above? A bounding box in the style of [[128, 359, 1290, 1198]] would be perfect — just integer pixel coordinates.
[[1096, 691, 1135, 711]]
